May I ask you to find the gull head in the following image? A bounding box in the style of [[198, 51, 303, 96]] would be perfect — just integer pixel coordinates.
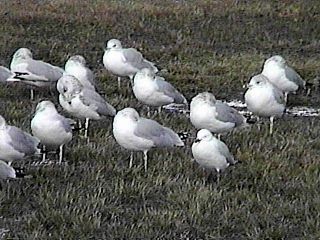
[[137, 68, 155, 79], [117, 108, 140, 122], [0, 115, 7, 130], [191, 92, 216, 108], [12, 48, 33, 60], [248, 74, 270, 88], [195, 129, 213, 143], [57, 75, 83, 97], [265, 55, 286, 67], [66, 55, 86, 67], [106, 39, 122, 50], [35, 100, 56, 113]]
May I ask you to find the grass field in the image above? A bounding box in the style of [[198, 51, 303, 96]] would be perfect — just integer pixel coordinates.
[[1, 0, 320, 239]]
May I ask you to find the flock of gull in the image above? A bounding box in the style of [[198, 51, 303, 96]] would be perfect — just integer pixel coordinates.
[[0, 38, 306, 181]]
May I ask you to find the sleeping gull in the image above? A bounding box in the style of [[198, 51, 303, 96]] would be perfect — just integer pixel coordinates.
[[64, 55, 95, 90], [103, 39, 158, 89], [8, 48, 64, 100], [57, 75, 116, 138], [0, 115, 39, 165], [31, 101, 72, 163], [0, 66, 14, 83], [190, 92, 247, 137], [192, 129, 237, 182], [245, 74, 286, 134], [113, 107, 184, 171], [261, 55, 306, 102], [133, 68, 187, 115]]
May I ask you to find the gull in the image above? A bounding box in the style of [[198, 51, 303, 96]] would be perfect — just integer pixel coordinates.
[[103, 39, 158, 89], [0, 115, 39, 165], [113, 107, 184, 171], [8, 48, 64, 100], [245, 74, 286, 134], [133, 68, 187, 115], [57, 75, 116, 137], [64, 55, 95, 90], [261, 55, 306, 102], [192, 129, 237, 182], [31, 101, 72, 163], [0, 66, 14, 83], [190, 92, 247, 137]]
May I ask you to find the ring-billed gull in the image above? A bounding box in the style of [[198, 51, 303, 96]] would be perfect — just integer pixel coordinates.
[[31, 101, 72, 163], [133, 68, 187, 114], [192, 129, 237, 182], [0, 115, 39, 165], [113, 107, 184, 171], [0, 66, 14, 83], [190, 92, 247, 137], [103, 39, 158, 89], [57, 75, 116, 138], [8, 48, 64, 100], [245, 74, 286, 134], [64, 55, 95, 90], [261, 55, 306, 102]]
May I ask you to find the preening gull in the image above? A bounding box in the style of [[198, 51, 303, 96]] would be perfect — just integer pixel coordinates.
[[245, 74, 286, 134], [113, 107, 184, 171], [57, 75, 116, 138], [190, 92, 247, 136], [31, 101, 72, 163], [103, 39, 158, 88]]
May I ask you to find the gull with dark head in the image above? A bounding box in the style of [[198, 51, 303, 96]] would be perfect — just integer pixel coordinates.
[[103, 39, 158, 89], [133, 68, 187, 115], [8, 48, 64, 100], [113, 107, 184, 171], [192, 129, 237, 182], [31, 101, 72, 163], [0, 115, 39, 165], [190, 92, 247, 137], [245, 74, 286, 134], [64, 55, 95, 90], [262, 55, 306, 102]]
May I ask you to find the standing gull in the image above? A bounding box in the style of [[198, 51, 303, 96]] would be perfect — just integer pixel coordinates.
[[64, 55, 95, 90], [261, 55, 306, 102], [31, 101, 72, 163], [190, 92, 247, 136], [103, 39, 158, 88], [8, 48, 64, 100], [192, 129, 237, 181], [133, 68, 187, 114], [113, 108, 184, 171], [57, 75, 116, 138], [0, 115, 39, 165], [245, 74, 286, 134]]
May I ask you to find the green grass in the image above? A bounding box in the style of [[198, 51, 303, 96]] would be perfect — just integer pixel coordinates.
[[1, 0, 320, 239]]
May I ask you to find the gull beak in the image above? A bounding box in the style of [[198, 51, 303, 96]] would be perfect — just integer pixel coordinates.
[[195, 138, 201, 143]]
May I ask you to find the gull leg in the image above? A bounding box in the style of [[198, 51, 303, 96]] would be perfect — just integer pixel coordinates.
[[269, 116, 274, 135], [217, 134, 221, 140], [147, 106, 151, 117], [30, 88, 34, 101], [59, 145, 64, 164], [284, 92, 288, 103], [85, 118, 90, 138], [143, 150, 148, 172], [42, 145, 46, 162], [78, 120, 82, 130], [158, 106, 162, 114], [117, 77, 121, 90], [8, 161, 12, 166], [129, 153, 133, 168], [257, 116, 261, 131], [217, 169, 220, 184]]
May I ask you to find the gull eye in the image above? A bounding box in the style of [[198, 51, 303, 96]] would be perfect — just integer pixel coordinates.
[[113, 44, 116, 48]]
